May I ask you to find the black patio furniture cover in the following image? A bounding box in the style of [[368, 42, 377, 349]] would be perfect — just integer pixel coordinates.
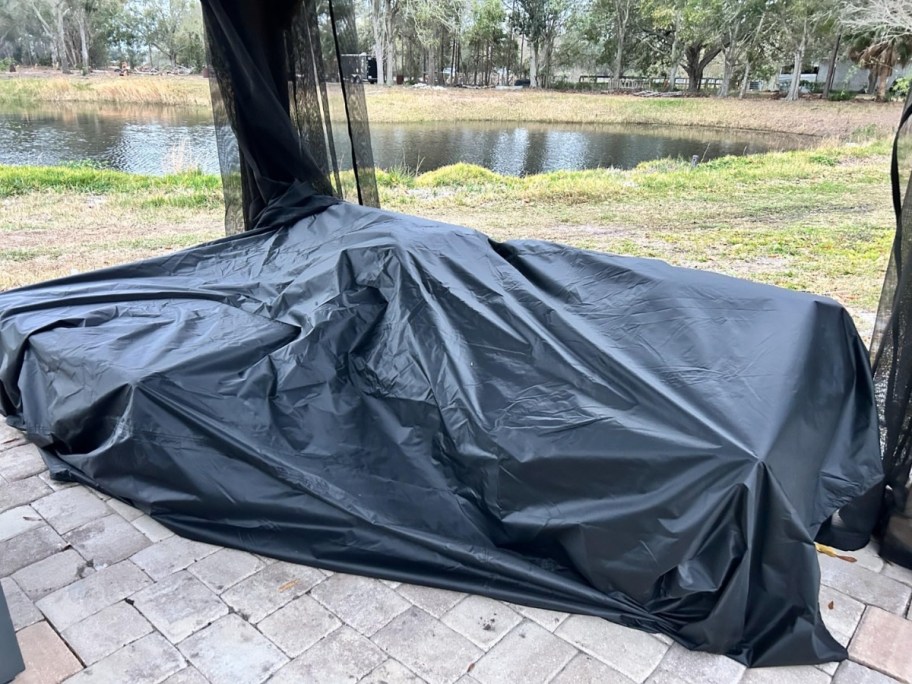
[[0, 0, 887, 670]]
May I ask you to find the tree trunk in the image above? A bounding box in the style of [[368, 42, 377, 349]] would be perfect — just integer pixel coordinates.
[[427, 35, 438, 85], [719, 47, 735, 97], [529, 42, 539, 87], [683, 45, 702, 91], [371, 0, 386, 85], [876, 66, 889, 101], [76, 11, 90, 73], [666, 8, 682, 90], [55, 1, 70, 74], [739, 60, 751, 98], [613, 26, 625, 80], [786, 20, 807, 102], [822, 32, 841, 100], [386, 35, 395, 85]]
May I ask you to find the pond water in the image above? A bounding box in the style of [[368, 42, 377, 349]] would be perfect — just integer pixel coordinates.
[[0, 104, 815, 176]]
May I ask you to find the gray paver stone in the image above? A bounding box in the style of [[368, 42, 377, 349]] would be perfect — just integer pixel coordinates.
[[269, 626, 386, 684], [107, 497, 143, 521], [740, 665, 831, 683], [552, 653, 635, 683], [162, 666, 210, 684], [507, 603, 569, 632], [0, 444, 45, 481], [652, 644, 745, 684], [645, 670, 696, 684], [65, 633, 186, 684], [0, 422, 26, 447], [38, 470, 77, 492], [0, 476, 50, 514], [818, 554, 911, 614], [257, 594, 341, 657], [0, 505, 42, 542], [31, 486, 110, 534], [131, 535, 220, 580], [396, 584, 465, 618], [310, 573, 411, 636], [132, 570, 228, 643], [0, 524, 66, 576], [360, 659, 426, 683], [470, 620, 576, 684], [12, 549, 93, 600], [1, 577, 41, 631], [373, 606, 483, 684], [817, 661, 839, 677], [883, 561, 912, 588], [819, 586, 866, 647], [555, 614, 668, 683], [844, 543, 885, 573], [441, 595, 522, 649], [36, 560, 152, 630], [180, 614, 288, 684], [132, 514, 175, 541], [62, 600, 153, 664], [832, 661, 900, 684], [188, 547, 265, 593], [64, 513, 150, 566], [221, 561, 324, 623]]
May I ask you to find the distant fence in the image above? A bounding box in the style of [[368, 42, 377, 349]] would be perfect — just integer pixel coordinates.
[[576, 75, 727, 92]]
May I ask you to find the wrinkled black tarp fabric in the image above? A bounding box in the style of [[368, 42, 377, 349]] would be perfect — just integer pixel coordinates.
[[0, 203, 883, 666]]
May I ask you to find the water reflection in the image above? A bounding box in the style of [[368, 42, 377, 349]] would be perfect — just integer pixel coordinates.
[[0, 104, 814, 177]]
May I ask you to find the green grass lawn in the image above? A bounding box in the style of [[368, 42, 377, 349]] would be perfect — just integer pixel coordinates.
[[0, 137, 895, 333]]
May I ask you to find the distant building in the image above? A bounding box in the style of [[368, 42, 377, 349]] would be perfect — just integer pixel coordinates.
[[777, 58, 912, 93]]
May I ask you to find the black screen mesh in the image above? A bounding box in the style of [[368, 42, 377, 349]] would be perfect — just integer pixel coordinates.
[[871, 91, 912, 521], [201, 0, 378, 235]]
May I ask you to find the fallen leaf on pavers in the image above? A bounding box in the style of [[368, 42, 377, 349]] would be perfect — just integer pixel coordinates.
[[278, 579, 299, 592], [828, 601, 835, 610], [815, 543, 858, 563]]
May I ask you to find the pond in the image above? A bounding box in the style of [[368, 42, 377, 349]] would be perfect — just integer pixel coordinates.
[[0, 104, 815, 177]]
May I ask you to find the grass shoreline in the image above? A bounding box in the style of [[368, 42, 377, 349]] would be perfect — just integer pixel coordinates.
[[0, 138, 896, 337], [0, 73, 902, 138]]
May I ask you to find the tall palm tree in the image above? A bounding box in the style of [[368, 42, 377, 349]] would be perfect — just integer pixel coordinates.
[[849, 32, 912, 101]]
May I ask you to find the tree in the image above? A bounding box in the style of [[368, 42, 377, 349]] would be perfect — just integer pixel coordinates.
[[718, 0, 770, 97], [464, 0, 506, 85], [654, 0, 725, 92], [371, 0, 398, 85], [125, 0, 199, 68], [774, 0, 838, 101], [842, 0, 912, 41], [850, 33, 912, 100], [581, 0, 638, 80], [511, 0, 568, 87], [401, 0, 463, 84]]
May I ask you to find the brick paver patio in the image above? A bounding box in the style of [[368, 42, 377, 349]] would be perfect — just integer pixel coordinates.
[[2, 423, 912, 684]]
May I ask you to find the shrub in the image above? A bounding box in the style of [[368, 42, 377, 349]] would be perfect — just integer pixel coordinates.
[[891, 77, 911, 102]]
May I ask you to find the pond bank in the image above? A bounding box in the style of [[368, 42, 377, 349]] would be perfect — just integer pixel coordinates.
[[0, 73, 902, 138], [0, 138, 895, 327]]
